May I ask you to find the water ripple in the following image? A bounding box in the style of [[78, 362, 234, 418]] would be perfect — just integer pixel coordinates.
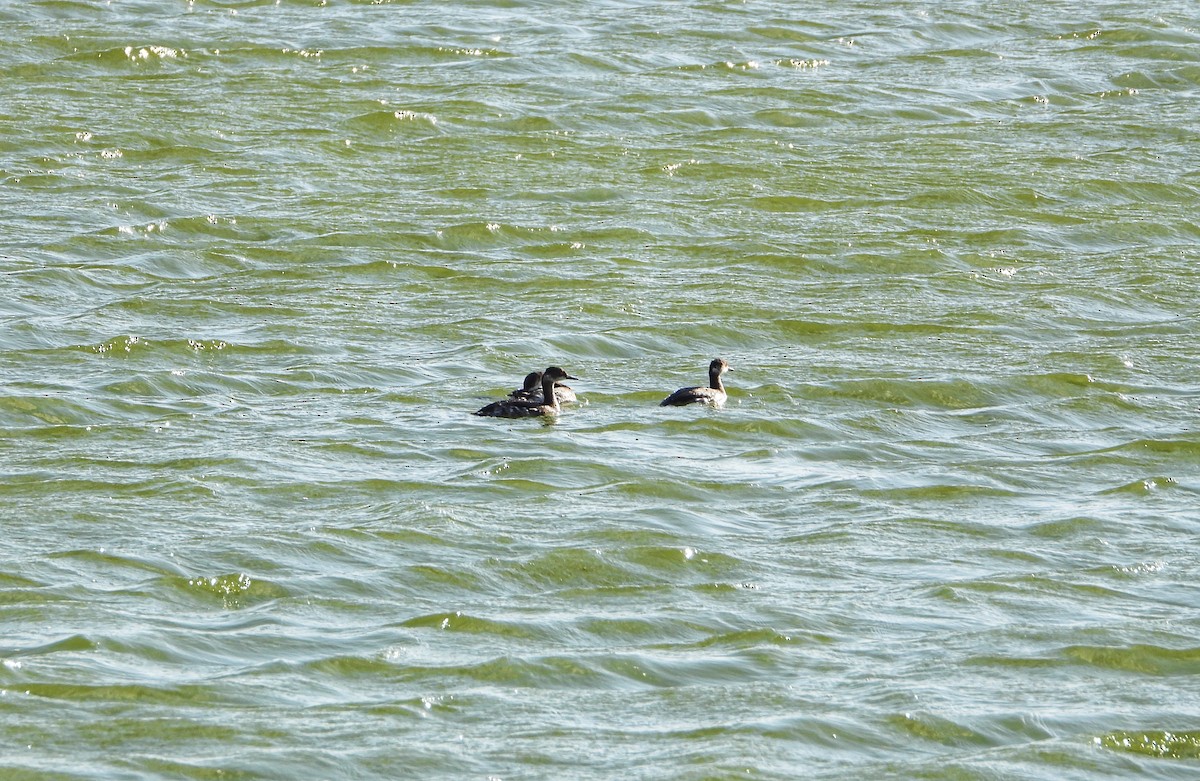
[[3, 1, 1200, 779]]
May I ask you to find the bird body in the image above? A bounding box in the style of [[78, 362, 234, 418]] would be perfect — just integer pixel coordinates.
[[659, 358, 731, 407]]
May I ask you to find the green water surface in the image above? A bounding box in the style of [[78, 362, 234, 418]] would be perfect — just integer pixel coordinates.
[[2, 1, 1199, 779]]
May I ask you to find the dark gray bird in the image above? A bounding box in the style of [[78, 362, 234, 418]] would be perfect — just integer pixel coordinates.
[[509, 370, 577, 404], [476, 367, 580, 417], [659, 358, 731, 407]]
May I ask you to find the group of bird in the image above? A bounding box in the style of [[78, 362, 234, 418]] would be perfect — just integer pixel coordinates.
[[473, 358, 731, 418]]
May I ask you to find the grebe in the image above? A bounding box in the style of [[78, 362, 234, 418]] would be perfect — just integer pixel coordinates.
[[510, 372, 542, 398], [476, 366, 580, 417], [510, 370, 577, 404], [659, 358, 730, 407]]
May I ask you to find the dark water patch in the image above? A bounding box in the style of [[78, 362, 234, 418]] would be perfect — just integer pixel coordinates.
[[932, 575, 1137, 620], [777, 522, 860, 547], [887, 711, 992, 747], [674, 60, 773, 81], [1094, 438, 1200, 459], [977, 547, 1056, 569], [859, 483, 1022, 503], [595, 649, 791, 688], [93, 630, 258, 670], [747, 24, 829, 44], [0, 472, 223, 503], [538, 331, 660, 360], [509, 186, 628, 205], [489, 547, 748, 595], [396, 654, 622, 690], [58, 44, 192, 71], [498, 548, 650, 592], [554, 583, 676, 601], [815, 376, 996, 411], [298, 440, 395, 462], [332, 525, 449, 548], [81, 335, 334, 366], [111, 214, 267, 247], [300, 653, 413, 679], [616, 545, 746, 578], [588, 411, 821, 443], [571, 615, 700, 646], [1001, 371, 1106, 401], [665, 626, 825, 651], [1096, 42, 1200, 66], [576, 470, 782, 505], [360, 696, 457, 721], [484, 113, 568, 134], [2, 634, 97, 658], [2, 262, 157, 302], [745, 194, 855, 213], [315, 43, 511, 65], [1062, 644, 1200, 676], [0, 394, 118, 428], [0, 571, 48, 605], [963, 652, 1066, 671], [881, 515, 1000, 540], [328, 257, 472, 281], [46, 548, 186, 582], [1099, 476, 1182, 495], [1113, 64, 1200, 94], [401, 611, 544, 640], [427, 220, 587, 252], [97, 371, 291, 402], [345, 108, 444, 138], [775, 318, 974, 342], [19, 681, 220, 706], [1088, 560, 1170, 582], [572, 500, 725, 538], [472, 473, 585, 494], [127, 751, 350, 781], [168, 573, 288, 609], [1098, 730, 1200, 760], [561, 51, 643, 76], [250, 476, 473, 507], [1057, 178, 1200, 210], [76, 713, 245, 746], [573, 526, 694, 547], [1056, 438, 1200, 476]]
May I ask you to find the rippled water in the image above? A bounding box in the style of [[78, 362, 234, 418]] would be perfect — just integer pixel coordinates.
[[3, 1, 1199, 778]]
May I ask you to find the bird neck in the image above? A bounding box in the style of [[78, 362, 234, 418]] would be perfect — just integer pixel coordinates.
[[540, 376, 560, 408]]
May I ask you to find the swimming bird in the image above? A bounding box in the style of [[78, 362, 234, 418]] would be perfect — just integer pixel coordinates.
[[659, 358, 731, 407], [510, 370, 577, 404], [476, 366, 580, 417], [510, 371, 543, 398]]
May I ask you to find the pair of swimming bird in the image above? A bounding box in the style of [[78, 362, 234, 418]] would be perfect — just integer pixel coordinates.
[[473, 358, 731, 418]]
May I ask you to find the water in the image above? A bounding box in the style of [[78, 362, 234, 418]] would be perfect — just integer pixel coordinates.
[[2, 1, 1199, 778]]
